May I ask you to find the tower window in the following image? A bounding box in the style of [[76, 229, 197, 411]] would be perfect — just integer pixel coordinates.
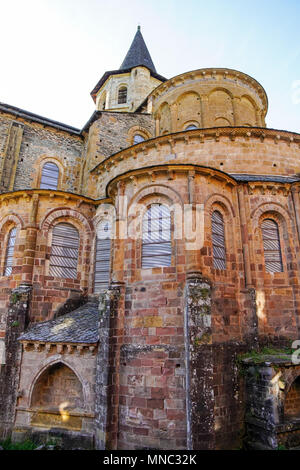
[[142, 204, 171, 268], [133, 134, 145, 145], [118, 86, 127, 104], [49, 223, 79, 279], [94, 221, 112, 292], [40, 162, 59, 190], [185, 124, 198, 131], [212, 210, 226, 270], [4, 227, 17, 276], [261, 219, 283, 272]]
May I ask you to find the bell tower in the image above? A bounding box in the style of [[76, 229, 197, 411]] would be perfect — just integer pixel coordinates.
[[90, 27, 166, 112]]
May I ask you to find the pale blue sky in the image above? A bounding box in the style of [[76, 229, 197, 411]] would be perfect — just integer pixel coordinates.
[[0, 0, 299, 132]]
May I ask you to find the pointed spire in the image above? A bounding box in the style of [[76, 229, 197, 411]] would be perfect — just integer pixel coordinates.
[[120, 26, 157, 73]]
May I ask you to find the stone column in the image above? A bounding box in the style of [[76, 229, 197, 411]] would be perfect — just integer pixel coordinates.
[[111, 182, 126, 283], [0, 285, 32, 439], [200, 95, 210, 128], [237, 185, 253, 288], [170, 103, 177, 133], [232, 96, 241, 126], [184, 272, 214, 450], [291, 187, 300, 247], [21, 195, 39, 285], [95, 281, 125, 450]]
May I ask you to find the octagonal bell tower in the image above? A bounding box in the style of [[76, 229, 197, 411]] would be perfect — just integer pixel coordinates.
[[90, 26, 166, 113]]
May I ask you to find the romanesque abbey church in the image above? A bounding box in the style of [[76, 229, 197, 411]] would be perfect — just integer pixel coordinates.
[[1, 27, 300, 450]]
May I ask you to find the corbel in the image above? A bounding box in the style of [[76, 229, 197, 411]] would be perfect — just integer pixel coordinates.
[[248, 184, 255, 195], [274, 135, 281, 144]]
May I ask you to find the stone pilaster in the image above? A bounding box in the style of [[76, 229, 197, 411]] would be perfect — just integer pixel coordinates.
[[95, 281, 125, 450], [0, 285, 32, 438], [185, 272, 214, 449]]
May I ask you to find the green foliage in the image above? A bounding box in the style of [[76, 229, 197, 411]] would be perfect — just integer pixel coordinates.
[[11, 321, 19, 328], [236, 345, 294, 378], [237, 346, 293, 365], [10, 293, 20, 305], [0, 438, 38, 450], [199, 288, 209, 299], [277, 444, 288, 450]]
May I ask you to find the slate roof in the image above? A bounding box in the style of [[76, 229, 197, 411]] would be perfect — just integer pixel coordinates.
[[120, 26, 157, 73], [18, 301, 99, 344], [230, 174, 300, 183], [0, 102, 81, 136], [90, 28, 167, 102]]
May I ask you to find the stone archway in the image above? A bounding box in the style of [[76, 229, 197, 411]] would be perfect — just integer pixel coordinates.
[[31, 362, 84, 430], [284, 376, 300, 421]]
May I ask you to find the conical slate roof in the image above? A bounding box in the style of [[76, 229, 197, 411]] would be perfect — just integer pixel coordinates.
[[120, 26, 156, 73]]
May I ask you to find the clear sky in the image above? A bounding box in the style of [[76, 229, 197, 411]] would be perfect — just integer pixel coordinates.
[[0, 0, 299, 132]]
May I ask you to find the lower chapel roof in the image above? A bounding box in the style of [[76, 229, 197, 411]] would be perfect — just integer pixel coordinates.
[[18, 301, 99, 345]]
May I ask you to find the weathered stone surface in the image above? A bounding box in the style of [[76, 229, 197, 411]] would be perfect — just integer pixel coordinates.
[[0, 286, 31, 439]]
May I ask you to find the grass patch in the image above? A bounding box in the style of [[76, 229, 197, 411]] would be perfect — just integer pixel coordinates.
[[236, 345, 294, 368], [0, 438, 38, 450]]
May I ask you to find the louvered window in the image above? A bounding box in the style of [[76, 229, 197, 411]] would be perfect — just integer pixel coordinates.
[[133, 134, 145, 145], [142, 204, 171, 268], [40, 162, 59, 190], [4, 227, 17, 276], [261, 219, 283, 273], [118, 87, 127, 104], [212, 211, 226, 270], [49, 223, 79, 279], [94, 221, 112, 292], [185, 124, 198, 130]]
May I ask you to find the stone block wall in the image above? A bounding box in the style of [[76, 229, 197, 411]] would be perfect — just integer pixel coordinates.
[[0, 192, 96, 322], [149, 68, 267, 133], [0, 112, 83, 194], [82, 111, 154, 198]]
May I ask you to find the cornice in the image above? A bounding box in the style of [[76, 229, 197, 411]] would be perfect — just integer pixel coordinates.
[[106, 164, 237, 197], [0, 189, 111, 206], [91, 126, 300, 176]]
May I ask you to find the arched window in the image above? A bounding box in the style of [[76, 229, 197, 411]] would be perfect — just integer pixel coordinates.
[[261, 219, 283, 272], [185, 124, 198, 131], [49, 223, 79, 279], [94, 221, 112, 292], [133, 134, 145, 145], [4, 227, 17, 276], [142, 204, 171, 268], [212, 211, 226, 270], [40, 162, 59, 190], [118, 86, 127, 104]]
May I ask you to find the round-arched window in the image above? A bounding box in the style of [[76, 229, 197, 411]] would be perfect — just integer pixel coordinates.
[[133, 134, 145, 145], [40, 162, 59, 190], [94, 221, 112, 292], [49, 223, 79, 279], [142, 204, 171, 268]]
